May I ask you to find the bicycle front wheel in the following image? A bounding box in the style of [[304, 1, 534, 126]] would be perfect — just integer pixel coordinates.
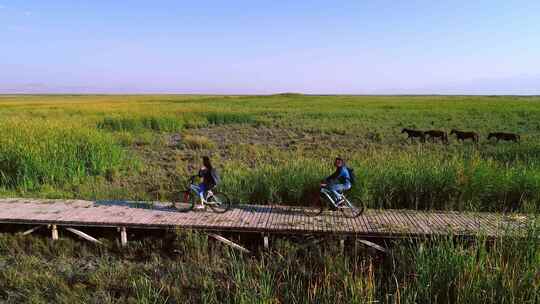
[[339, 197, 364, 218], [207, 192, 231, 213]]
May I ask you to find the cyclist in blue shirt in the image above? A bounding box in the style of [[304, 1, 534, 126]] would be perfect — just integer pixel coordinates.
[[320, 157, 352, 203]]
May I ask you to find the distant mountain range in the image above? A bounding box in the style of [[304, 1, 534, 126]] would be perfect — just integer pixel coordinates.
[[1, 75, 539, 95]]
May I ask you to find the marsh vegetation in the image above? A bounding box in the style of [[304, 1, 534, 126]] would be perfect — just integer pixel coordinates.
[[0, 227, 538, 303], [0, 95, 539, 212], [0, 95, 538, 303]]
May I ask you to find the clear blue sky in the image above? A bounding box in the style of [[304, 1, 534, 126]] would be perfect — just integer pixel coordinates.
[[1, 1, 539, 94]]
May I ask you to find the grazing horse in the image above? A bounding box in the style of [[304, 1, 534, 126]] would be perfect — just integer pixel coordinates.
[[488, 132, 520, 143], [401, 128, 426, 143], [450, 129, 479, 143], [425, 130, 448, 144]]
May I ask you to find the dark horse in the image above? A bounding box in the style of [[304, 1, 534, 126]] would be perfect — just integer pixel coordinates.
[[401, 128, 426, 143], [425, 130, 448, 144], [450, 129, 479, 143], [488, 132, 520, 143]]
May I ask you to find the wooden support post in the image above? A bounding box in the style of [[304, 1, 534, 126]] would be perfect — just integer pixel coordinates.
[[356, 239, 387, 254], [209, 233, 250, 254], [120, 227, 127, 247], [51, 224, 58, 240], [65, 227, 102, 244], [263, 235, 269, 249], [21, 225, 44, 236], [340, 238, 345, 253]]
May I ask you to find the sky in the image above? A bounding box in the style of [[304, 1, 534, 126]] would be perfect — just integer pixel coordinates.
[[1, 1, 539, 94]]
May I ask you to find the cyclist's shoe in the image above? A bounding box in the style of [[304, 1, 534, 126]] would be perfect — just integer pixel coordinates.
[[332, 192, 343, 202], [194, 204, 206, 210]]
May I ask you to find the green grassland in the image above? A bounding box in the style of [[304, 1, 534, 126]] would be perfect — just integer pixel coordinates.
[[0, 94, 539, 303], [1, 94, 539, 212], [0, 227, 538, 303]]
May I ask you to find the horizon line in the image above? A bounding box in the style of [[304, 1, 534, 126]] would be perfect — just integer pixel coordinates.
[[1, 93, 540, 97]]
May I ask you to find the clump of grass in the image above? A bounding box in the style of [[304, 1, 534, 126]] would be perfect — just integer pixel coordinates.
[[204, 112, 257, 125], [131, 275, 169, 304], [367, 153, 462, 210], [0, 120, 125, 190], [180, 113, 208, 129], [361, 150, 540, 211], [98, 116, 184, 132], [225, 240, 376, 303], [112, 131, 156, 147], [481, 141, 540, 163], [182, 135, 216, 149], [221, 159, 327, 204], [391, 225, 540, 303]]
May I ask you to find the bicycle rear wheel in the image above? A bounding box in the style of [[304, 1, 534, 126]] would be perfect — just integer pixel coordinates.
[[302, 205, 324, 217], [207, 192, 231, 213], [339, 197, 364, 218], [173, 190, 198, 212], [303, 192, 329, 217]]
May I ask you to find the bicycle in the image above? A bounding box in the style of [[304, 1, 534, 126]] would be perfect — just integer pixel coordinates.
[[303, 185, 364, 218], [175, 176, 231, 213]]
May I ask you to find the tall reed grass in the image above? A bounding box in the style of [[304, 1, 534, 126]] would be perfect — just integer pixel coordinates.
[[204, 112, 257, 125], [216, 149, 540, 212], [390, 226, 540, 303], [0, 225, 537, 303], [0, 120, 125, 190], [98, 116, 185, 132], [97, 112, 257, 133]]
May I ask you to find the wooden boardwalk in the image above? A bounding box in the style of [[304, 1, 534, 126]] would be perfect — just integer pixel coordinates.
[[0, 198, 534, 239]]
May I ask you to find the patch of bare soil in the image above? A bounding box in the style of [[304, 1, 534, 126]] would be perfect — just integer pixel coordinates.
[[187, 125, 371, 152]]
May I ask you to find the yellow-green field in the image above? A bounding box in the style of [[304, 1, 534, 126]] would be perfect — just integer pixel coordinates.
[[1, 95, 539, 303], [1, 94, 540, 212]]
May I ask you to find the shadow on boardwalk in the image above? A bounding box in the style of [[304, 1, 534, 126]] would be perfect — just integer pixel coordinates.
[[93, 200, 308, 215], [93, 200, 292, 214]]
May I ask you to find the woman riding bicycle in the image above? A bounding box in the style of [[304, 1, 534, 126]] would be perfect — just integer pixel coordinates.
[[192, 156, 220, 210], [320, 157, 352, 204]]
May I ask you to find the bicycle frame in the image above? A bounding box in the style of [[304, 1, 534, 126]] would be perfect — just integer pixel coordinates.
[[320, 187, 342, 208], [186, 177, 218, 206]]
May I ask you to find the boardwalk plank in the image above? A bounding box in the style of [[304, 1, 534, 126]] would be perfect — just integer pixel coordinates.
[[401, 210, 430, 236], [415, 210, 440, 236]]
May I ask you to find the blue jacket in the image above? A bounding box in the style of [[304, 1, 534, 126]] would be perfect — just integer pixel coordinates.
[[325, 166, 351, 185]]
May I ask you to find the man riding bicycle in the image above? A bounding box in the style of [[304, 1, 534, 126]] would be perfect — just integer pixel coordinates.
[[320, 157, 352, 204], [192, 156, 220, 210]]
